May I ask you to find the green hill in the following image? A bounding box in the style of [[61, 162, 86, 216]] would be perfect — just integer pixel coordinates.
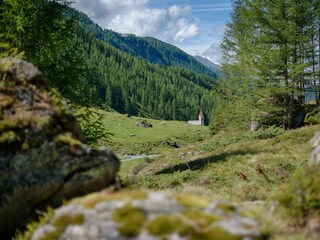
[[72, 13, 216, 122], [75, 10, 218, 79], [119, 123, 320, 239], [94, 110, 209, 155]]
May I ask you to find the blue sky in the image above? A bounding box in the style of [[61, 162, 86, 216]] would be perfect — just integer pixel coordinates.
[[73, 0, 233, 63], [148, 0, 233, 62]]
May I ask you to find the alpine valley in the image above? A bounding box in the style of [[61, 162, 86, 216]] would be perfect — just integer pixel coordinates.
[[68, 9, 219, 123]]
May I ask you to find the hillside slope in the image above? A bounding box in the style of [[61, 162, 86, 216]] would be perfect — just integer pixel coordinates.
[[75, 10, 218, 79], [122, 125, 318, 201], [72, 12, 216, 122], [120, 125, 320, 239], [95, 110, 209, 155]]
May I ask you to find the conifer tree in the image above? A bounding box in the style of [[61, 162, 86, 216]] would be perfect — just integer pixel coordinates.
[[218, 0, 319, 130]]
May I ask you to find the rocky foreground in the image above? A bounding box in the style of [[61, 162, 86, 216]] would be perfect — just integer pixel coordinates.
[[32, 191, 267, 240], [0, 59, 120, 237]]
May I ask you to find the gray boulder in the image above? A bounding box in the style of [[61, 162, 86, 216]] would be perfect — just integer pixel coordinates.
[[250, 120, 261, 132], [32, 191, 268, 240], [136, 120, 153, 128], [310, 132, 320, 166], [0, 58, 120, 236]]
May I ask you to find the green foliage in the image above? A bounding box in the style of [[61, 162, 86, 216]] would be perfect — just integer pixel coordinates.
[[122, 124, 319, 203], [209, 94, 249, 134], [77, 27, 215, 122], [305, 104, 320, 125], [74, 107, 112, 146], [0, 35, 21, 58], [219, 0, 320, 130], [0, 0, 72, 62], [252, 126, 285, 140], [76, 10, 218, 79], [0, 0, 97, 105], [1, 2, 217, 124], [73, 10, 216, 122], [14, 208, 54, 240], [97, 111, 209, 155], [275, 166, 320, 219], [0, 1, 110, 142]]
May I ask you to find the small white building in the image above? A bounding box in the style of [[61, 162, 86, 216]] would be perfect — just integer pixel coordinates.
[[187, 107, 204, 126]]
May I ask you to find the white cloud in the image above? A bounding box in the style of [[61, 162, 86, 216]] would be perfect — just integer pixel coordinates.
[[73, 0, 198, 43], [173, 19, 198, 42]]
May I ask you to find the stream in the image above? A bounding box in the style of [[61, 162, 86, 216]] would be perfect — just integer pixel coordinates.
[[120, 154, 160, 162]]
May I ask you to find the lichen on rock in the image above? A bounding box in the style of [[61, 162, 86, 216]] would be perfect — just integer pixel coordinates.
[[32, 191, 268, 240], [0, 58, 120, 237]]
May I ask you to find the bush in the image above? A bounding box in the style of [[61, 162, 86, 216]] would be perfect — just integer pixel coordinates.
[[74, 107, 112, 146], [274, 166, 320, 219], [209, 96, 250, 134], [253, 126, 285, 139]]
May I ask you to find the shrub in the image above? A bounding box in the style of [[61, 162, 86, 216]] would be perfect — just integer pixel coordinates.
[[274, 166, 320, 219], [253, 126, 285, 140], [74, 107, 112, 146]]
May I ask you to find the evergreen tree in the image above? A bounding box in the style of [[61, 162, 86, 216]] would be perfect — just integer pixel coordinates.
[[218, 0, 319, 130]]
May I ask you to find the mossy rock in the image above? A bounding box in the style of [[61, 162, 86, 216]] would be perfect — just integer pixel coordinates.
[[0, 58, 120, 237], [32, 191, 268, 240]]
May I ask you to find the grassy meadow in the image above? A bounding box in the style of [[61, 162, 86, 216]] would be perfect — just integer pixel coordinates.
[[112, 116, 320, 240], [98, 111, 209, 155], [120, 125, 319, 201], [16, 108, 320, 240]]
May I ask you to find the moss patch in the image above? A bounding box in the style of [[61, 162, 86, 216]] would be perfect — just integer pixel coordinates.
[[0, 131, 20, 145], [176, 194, 209, 208], [146, 214, 242, 240], [72, 190, 148, 209], [0, 94, 14, 108], [191, 226, 242, 240], [183, 210, 221, 228], [146, 215, 191, 238], [112, 203, 146, 237], [54, 132, 82, 147], [40, 213, 84, 240], [216, 202, 236, 214], [275, 166, 320, 219]]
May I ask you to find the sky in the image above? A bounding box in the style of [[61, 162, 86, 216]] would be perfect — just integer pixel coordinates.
[[72, 0, 233, 63]]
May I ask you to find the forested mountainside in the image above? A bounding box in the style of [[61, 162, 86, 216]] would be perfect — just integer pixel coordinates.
[[75, 10, 218, 79], [76, 26, 215, 121], [0, 1, 217, 123], [58, 8, 217, 122]]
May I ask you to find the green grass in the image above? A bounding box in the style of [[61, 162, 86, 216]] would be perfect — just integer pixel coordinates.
[[119, 124, 320, 239], [18, 108, 320, 239], [119, 157, 147, 176], [14, 208, 53, 240], [121, 125, 319, 202], [98, 111, 209, 155]]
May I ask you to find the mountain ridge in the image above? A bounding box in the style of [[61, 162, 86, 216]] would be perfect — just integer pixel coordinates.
[[75, 10, 218, 79], [194, 55, 221, 75], [71, 9, 216, 123]]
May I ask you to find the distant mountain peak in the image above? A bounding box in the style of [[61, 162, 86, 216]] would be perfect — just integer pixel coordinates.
[[194, 55, 221, 75], [201, 42, 222, 65]]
